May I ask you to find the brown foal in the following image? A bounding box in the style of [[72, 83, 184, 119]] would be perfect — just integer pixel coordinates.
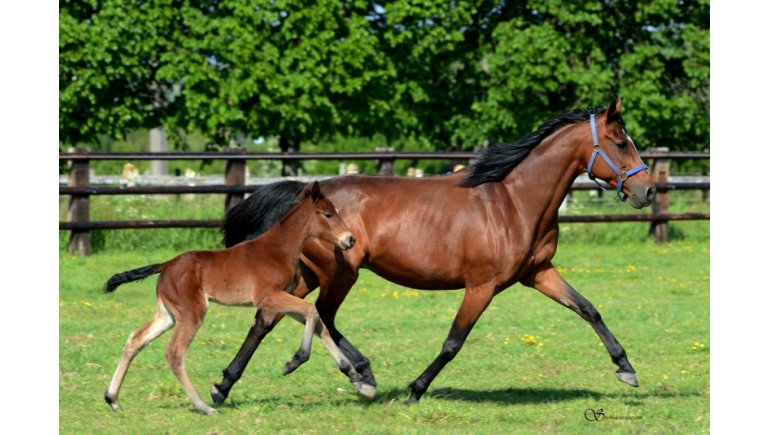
[[102, 182, 371, 415]]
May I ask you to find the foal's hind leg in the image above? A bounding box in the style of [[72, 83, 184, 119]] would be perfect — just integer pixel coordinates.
[[105, 299, 175, 411], [523, 264, 639, 387], [162, 297, 216, 415]]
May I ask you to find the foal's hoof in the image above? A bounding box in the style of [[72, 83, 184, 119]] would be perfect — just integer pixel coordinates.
[[197, 405, 218, 416], [104, 392, 122, 411], [616, 371, 639, 387], [210, 384, 226, 405], [353, 382, 377, 400]]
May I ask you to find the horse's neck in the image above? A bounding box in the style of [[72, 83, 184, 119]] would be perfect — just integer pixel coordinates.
[[252, 199, 313, 260], [503, 127, 583, 224]]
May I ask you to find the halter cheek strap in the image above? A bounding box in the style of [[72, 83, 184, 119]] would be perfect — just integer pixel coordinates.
[[587, 113, 649, 201]]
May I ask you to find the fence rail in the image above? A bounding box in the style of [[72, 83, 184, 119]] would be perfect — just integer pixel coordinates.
[[59, 148, 709, 254]]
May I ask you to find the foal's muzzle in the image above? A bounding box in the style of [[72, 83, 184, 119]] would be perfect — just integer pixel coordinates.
[[339, 233, 356, 250]]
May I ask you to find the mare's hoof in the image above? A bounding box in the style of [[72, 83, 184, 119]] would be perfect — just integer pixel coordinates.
[[210, 384, 226, 405], [616, 371, 639, 387], [353, 382, 377, 400], [283, 360, 300, 375], [404, 396, 420, 405]]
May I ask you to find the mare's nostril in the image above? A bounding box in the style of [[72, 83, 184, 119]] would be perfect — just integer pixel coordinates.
[[348, 235, 356, 247], [646, 186, 656, 202]]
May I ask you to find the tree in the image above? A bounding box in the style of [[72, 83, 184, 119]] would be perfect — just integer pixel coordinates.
[[59, 0, 183, 146], [60, 1, 709, 156], [464, 0, 710, 151]]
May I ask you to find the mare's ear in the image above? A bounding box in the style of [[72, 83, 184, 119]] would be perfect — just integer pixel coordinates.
[[310, 181, 322, 203], [606, 97, 623, 123]]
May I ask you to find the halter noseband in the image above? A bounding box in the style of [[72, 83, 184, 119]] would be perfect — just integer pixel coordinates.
[[587, 113, 648, 201]]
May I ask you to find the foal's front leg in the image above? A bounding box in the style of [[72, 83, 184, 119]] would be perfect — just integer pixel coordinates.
[[258, 291, 372, 398], [523, 264, 639, 387]]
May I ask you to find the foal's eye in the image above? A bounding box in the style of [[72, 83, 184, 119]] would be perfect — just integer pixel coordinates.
[[324, 212, 333, 219], [616, 140, 628, 149]]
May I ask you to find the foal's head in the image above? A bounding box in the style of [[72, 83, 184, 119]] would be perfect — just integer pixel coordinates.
[[304, 181, 356, 250]]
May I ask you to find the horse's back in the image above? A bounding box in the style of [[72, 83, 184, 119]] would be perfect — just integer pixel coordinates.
[[319, 174, 527, 289]]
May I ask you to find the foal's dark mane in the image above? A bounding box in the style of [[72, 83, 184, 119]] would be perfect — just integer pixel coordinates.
[[460, 106, 618, 188]]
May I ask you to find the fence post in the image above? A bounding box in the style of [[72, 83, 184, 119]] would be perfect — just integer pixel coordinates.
[[376, 147, 395, 176], [68, 148, 91, 255], [650, 147, 670, 244], [225, 148, 246, 212]]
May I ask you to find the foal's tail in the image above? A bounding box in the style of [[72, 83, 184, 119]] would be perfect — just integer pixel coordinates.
[[104, 264, 162, 293]]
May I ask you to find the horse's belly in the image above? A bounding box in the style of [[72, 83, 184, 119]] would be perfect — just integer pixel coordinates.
[[364, 258, 466, 290]]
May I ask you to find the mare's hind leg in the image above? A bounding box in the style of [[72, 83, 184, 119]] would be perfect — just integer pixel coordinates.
[[105, 298, 175, 411], [163, 296, 215, 415], [522, 264, 639, 387], [258, 290, 370, 398]]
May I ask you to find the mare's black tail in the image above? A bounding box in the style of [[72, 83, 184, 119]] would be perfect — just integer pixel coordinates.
[[104, 264, 162, 293], [222, 180, 307, 247]]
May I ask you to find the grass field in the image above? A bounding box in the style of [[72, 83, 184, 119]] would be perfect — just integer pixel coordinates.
[[59, 238, 709, 433]]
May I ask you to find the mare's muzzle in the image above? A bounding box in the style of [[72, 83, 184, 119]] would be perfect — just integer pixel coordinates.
[[627, 184, 656, 209]]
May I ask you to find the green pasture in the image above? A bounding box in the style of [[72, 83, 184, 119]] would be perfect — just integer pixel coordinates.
[[60, 237, 709, 433]]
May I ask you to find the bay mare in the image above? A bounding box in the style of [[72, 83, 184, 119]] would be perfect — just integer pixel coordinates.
[[211, 100, 656, 404]]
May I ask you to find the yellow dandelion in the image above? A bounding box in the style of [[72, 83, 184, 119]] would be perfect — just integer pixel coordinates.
[[392, 291, 399, 299], [662, 373, 669, 379], [627, 265, 637, 272]]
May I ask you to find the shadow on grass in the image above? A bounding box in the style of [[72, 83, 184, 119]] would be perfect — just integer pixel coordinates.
[[425, 386, 704, 405], [214, 386, 704, 411]]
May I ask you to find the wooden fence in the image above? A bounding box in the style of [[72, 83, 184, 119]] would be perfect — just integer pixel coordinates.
[[59, 148, 710, 254]]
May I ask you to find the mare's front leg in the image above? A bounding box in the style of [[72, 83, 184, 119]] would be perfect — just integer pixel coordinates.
[[293, 244, 378, 397], [211, 265, 318, 405], [407, 282, 496, 403], [522, 264, 639, 387], [259, 291, 372, 398]]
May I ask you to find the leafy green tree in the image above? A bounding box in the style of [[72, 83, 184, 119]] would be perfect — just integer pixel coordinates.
[[462, 0, 709, 151], [59, 0, 183, 146], [60, 0, 709, 158]]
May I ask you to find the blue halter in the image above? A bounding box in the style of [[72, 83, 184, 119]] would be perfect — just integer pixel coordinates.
[[587, 113, 648, 201]]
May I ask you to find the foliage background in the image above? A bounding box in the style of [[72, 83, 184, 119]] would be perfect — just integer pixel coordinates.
[[60, 0, 710, 165]]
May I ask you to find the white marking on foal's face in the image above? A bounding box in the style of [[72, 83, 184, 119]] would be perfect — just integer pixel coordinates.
[[560, 298, 570, 307]]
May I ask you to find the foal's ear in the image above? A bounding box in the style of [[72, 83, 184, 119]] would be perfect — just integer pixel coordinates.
[[310, 181, 322, 202], [606, 97, 623, 123]]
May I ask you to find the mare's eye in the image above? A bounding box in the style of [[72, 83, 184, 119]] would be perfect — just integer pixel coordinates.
[[616, 140, 628, 149], [324, 212, 333, 219]]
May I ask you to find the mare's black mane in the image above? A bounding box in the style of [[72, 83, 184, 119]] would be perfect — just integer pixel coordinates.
[[460, 106, 617, 187]]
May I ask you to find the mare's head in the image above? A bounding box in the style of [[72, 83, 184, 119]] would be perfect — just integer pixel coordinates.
[[581, 99, 655, 208], [304, 181, 356, 250]]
